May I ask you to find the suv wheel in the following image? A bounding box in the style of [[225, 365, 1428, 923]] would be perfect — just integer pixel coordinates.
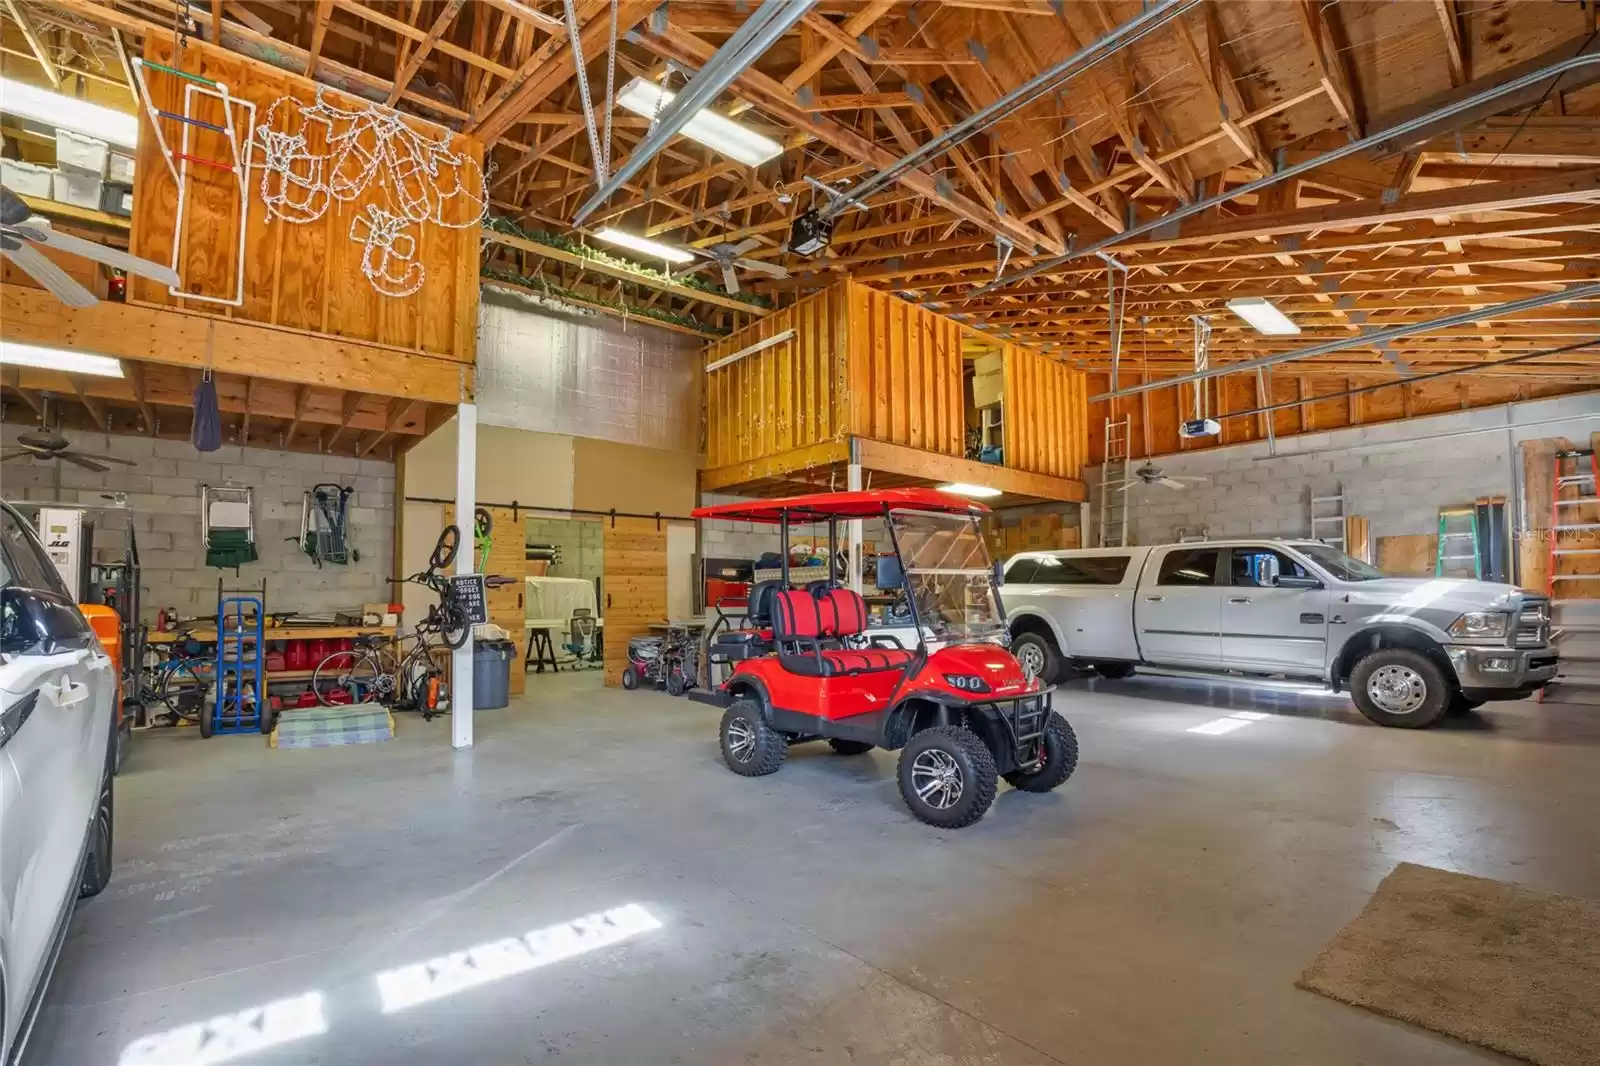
[[79, 750, 114, 898], [720, 699, 787, 776], [1004, 712, 1079, 793], [896, 726, 998, 828], [1351, 649, 1449, 728], [1010, 633, 1061, 684]]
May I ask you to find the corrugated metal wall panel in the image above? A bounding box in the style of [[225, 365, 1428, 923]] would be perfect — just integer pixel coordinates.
[[475, 290, 699, 452]]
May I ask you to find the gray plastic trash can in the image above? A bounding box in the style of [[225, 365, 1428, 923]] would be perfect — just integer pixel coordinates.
[[473, 640, 514, 709]]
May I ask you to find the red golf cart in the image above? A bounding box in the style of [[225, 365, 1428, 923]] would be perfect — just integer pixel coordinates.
[[689, 488, 1078, 828]]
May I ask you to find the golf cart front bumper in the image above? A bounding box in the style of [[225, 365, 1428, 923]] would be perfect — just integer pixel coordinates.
[[925, 687, 1053, 775]]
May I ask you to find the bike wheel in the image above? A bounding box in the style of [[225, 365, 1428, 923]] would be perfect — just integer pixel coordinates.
[[441, 605, 470, 650], [312, 651, 366, 705], [159, 661, 208, 723], [431, 524, 461, 570]]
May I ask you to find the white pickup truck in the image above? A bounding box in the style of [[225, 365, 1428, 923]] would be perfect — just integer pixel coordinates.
[[1001, 539, 1558, 728]]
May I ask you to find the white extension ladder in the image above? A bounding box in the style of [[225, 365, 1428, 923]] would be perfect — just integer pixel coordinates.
[[1099, 417, 1132, 547]]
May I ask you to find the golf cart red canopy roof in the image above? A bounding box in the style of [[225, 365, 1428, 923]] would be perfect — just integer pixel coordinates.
[[691, 488, 989, 524]]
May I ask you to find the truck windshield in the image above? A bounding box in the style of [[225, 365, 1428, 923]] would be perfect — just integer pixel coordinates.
[[1294, 541, 1385, 581], [887, 509, 1006, 643]]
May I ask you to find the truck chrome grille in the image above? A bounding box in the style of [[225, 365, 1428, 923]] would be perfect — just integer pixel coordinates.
[[1515, 598, 1550, 647]]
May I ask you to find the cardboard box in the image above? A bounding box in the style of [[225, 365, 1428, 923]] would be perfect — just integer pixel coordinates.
[[1020, 514, 1062, 537], [972, 371, 1003, 409]]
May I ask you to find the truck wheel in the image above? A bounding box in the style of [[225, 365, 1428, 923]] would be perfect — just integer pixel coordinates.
[[1350, 649, 1450, 728], [1092, 661, 1136, 680], [897, 726, 997, 829], [720, 699, 787, 776], [1011, 633, 1061, 684], [1004, 712, 1079, 793], [828, 738, 873, 755]]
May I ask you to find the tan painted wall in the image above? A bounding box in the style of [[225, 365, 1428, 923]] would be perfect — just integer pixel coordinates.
[[405, 419, 577, 510], [571, 438, 699, 517]]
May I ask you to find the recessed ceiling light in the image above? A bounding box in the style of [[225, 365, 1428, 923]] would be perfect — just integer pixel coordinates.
[[593, 227, 694, 264], [1226, 297, 1300, 336], [0, 341, 124, 378], [937, 482, 1002, 498], [0, 77, 139, 148], [615, 78, 783, 167]]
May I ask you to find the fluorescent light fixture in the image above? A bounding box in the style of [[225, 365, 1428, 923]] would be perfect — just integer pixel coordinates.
[[119, 991, 327, 1066], [616, 78, 782, 167], [375, 903, 662, 1013], [0, 77, 139, 148], [938, 483, 1002, 499], [594, 227, 695, 264], [1226, 297, 1300, 336], [0, 341, 124, 378]]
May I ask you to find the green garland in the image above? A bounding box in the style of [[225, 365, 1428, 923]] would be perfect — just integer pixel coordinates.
[[480, 268, 731, 336], [484, 215, 774, 310]]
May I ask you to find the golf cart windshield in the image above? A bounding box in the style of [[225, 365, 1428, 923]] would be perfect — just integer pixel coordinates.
[[888, 509, 1005, 643]]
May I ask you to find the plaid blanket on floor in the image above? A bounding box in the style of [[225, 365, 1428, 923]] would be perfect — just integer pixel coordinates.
[[271, 703, 395, 749]]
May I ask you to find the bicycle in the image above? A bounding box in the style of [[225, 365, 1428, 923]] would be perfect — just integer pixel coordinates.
[[138, 619, 216, 725]]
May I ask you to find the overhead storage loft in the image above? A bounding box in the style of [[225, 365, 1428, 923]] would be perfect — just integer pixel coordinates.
[[700, 280, 1087, 505]]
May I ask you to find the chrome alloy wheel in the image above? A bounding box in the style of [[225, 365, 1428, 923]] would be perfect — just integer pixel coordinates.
[[910, 748, 964, 810], [1014, 641, 1046, 678], [1366, 664, 1427, 715], [726, 716, 756, 762]]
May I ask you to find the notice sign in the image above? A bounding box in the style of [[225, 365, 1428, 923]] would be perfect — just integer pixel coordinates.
[[449, 574, 489, 625]]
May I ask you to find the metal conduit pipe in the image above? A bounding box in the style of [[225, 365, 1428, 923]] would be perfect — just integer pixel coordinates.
[[571, 0, 815, 224], [824, 0, 1203, 220], [958, 45, 1600, 301], [1089, 283, 1600, 400]]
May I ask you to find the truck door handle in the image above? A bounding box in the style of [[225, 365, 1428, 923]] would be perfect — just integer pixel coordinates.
[[1228, 597, 1251, 604], [1145, 595, 1163, 602]]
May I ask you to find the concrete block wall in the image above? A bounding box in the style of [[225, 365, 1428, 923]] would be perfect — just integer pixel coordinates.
[[1, 425, 394, 620], [1085, 394, 1598, 549], [525, 516, 603, 581], [697, 493, 888, 569]]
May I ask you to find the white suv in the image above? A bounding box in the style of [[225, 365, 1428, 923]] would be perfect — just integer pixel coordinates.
[[0, 500, 117, 1065]]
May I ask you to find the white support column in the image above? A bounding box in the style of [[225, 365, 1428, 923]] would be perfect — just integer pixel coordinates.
[[451, 402, 477, 750], [847, 462, 863, 594]]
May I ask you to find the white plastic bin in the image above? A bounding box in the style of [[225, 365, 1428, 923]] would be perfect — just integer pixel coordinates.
[[107, 153, 135, 184], [1, 159, 55, 198], [55, 129, 109, 175], [52, 169, 102, 209]]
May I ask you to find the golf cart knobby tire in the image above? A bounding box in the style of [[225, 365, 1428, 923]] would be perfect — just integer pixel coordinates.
[[1010, 632, 1062, 685], [1092, 661, 1136, 680], [720, 699, 787, 776], [896, 725, 998, 829], [1004, 712, 1079, 793], [1350, 648, 1450, 729], [828, 738, 873, 755]]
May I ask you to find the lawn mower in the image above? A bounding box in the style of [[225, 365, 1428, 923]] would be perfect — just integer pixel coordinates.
[[688, 488, 1077, 828]]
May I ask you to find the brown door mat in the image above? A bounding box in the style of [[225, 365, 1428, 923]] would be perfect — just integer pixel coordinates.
[[1297, 862, 1600, 1066]]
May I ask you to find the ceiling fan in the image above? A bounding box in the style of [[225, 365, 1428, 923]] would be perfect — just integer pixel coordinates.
[[1, 184, 180, 307], [676, 237, 789, 295], [1119, 461, 1209, 491], [3, 409, 138, 473]]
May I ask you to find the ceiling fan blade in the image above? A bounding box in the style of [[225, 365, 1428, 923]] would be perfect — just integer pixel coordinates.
[[721, 262, 740, 295], [66, 450, 140, 466], [1160, 478, 1187, 489], [1116, 483, 1135, 492], [731, 237, 762, 256], [3, 244, 98, 307], [1, 449, 33, 461], [20, 223, 181, 287], [57, 452, 110, 472], [735, 258, 788, 278]]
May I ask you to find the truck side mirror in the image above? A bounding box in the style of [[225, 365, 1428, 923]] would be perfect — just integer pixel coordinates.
[[1275, 575, 1323, 590], [1256, 554, 1280, 587]]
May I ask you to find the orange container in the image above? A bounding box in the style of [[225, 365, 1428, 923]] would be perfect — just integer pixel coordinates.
[[80, 605, 124, 719]]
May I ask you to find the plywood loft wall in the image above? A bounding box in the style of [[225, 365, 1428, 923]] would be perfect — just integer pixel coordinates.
[[702, 280, 1086, 481], [129, 36, 480, 361]]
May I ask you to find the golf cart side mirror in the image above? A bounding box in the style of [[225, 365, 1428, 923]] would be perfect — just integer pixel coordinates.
[[993, 561, 1005, 587], [1256, 554, 1280, 587], [1275, 574, 1322, 590]]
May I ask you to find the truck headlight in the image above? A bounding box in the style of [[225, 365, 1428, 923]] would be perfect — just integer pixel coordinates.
[[1448, 612, 1508, 639], [944, 674, 991, 693]]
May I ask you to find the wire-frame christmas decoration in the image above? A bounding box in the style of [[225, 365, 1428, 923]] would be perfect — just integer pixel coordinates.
[[253, 87, 486, 298]]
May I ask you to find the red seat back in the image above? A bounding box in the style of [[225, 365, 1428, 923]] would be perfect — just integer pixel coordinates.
[[818, 588, 868, 637], [772, 589, 827, 640]]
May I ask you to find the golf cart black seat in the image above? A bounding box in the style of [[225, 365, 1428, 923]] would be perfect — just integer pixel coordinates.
[[708, 580, 781, 662]]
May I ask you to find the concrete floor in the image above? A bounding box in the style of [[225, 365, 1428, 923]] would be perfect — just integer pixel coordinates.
[[31, 672, 1600, 1066]]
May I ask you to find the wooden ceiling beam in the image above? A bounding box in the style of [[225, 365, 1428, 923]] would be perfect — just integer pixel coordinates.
[[332, 0, 517, 81], [781, 0, 895, 90], [386, 0, 465, 106], [4, 0, 64, 87], [121, 360, 156, 432]]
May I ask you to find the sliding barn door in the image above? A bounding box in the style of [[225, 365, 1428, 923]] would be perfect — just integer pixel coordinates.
[[602, 517, 668, 687]]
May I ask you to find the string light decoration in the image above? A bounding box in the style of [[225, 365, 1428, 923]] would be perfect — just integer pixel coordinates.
[[253, 87, 486, 297]]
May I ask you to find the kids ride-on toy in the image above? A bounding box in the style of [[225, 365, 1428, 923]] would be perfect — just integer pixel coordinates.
[[688, 488, 1077, 828]]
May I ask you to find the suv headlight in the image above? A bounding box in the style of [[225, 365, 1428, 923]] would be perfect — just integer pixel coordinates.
[[944, 674, 992, 693], [1448, 611, 1508, 640]]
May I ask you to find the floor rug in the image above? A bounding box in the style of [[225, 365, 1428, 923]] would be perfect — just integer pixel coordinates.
[[1297, 861, 1600, 1065], [271, 702, 394, 749]]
